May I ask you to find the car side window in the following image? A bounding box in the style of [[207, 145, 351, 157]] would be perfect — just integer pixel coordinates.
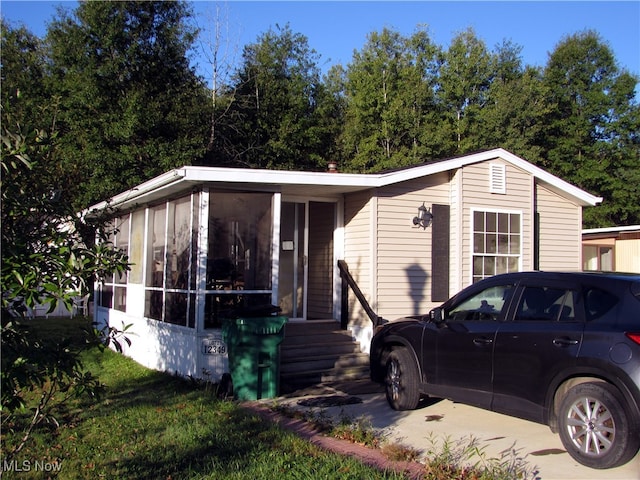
[[446, 285, 514, 321], [515, 286, 576, 321], [584, 287, 618, 321]]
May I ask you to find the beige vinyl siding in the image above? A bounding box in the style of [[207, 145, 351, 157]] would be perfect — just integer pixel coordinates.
[[343, 190, 374, 327], [375, 174, 450, 320], [461, 159, 533, 283], [616, 239, 640, 273], [537, 184, 583, 270]]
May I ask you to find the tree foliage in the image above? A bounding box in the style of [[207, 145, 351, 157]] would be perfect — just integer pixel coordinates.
[[341, 27, 442, 172], [44, 0, 210, 209], [2, 7, 638, 224], [542, 31, 640, 226], [218, 24, 332, 170], [0, 111, 131, 462]]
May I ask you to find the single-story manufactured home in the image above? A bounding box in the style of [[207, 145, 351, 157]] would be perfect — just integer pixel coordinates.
[[89, 148, 602, 384], [583, 225, 640, 273]]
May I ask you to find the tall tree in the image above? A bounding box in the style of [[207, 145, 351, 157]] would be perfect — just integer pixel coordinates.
[[226, 24, 330, 170], [543, 30, 640, 226], [437, 28, 493, 155], [1, 20, 48, 125], [45, 0, 210, 209], [479, 41, 550, 164], [341, 27, 441, 172]]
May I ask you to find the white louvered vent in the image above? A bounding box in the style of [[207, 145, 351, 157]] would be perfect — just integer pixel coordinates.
[[489, 163, 506, 194]]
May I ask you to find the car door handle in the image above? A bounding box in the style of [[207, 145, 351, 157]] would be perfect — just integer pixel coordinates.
[[473, 338, 493, 346], [552, 337, 579, 347]]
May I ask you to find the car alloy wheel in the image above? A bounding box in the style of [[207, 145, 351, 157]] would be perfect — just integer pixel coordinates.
[[558, 382, 640, 469], [564, 394, 615, 456], [384, 347, 420, 411]]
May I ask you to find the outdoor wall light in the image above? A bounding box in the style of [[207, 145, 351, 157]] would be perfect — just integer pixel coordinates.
[[413, 202, 433, 229]]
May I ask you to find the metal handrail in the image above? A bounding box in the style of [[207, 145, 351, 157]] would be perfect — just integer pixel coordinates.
[[338, 260, 385, 328]]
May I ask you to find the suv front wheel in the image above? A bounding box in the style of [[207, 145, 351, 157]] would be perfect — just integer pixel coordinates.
[[558, 382, 640, 469], [385, 347, 420, 410]]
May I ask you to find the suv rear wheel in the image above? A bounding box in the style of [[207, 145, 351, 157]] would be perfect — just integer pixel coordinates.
[[385, 347, 420, 410], [558, 382, 640, 469]]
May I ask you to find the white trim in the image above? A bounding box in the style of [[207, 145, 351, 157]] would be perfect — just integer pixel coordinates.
[[469, 207, 524, 284], [196, 189, 210, 332], [271, 193, 281, 307], [583, 225, 640, 235], [89, 149, 602, 213], [334, 197, 345, 320]]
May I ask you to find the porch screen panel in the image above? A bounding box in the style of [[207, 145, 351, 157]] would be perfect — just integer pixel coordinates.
[[205, 193, 273, 328], [145, 204, 166, 320], [99, 215, 129, 311], [164, 196, 193, 326], [129, 210, 145, 284]]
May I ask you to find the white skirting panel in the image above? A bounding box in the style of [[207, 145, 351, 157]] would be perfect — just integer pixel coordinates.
[[95, 307, 229, 381]]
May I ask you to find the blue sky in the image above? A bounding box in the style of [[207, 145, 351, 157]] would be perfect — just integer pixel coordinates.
[[2, 1, 639, 81]]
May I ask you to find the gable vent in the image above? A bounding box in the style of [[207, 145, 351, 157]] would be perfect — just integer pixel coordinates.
[[489, 163, 506, 194]]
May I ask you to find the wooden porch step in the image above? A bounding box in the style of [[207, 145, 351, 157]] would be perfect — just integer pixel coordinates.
[[279, 320, 371, 394]]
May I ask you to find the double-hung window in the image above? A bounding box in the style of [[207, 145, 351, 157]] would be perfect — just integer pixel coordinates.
[[473, 210, 521, 283]]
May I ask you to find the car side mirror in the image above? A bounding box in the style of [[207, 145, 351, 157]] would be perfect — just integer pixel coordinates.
[[429, 307, 444, 324]]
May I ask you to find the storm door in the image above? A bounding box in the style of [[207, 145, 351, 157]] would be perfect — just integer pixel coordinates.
[[278, 202, 307, 319]]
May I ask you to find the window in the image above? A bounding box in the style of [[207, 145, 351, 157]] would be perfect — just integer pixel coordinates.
[[204, 193, 273, 328], [584, 287, 618, 321], [514, 286, 576, 321], [143, 193, 199, 327], [447, 285, 514, 321], [99, 215, 129, 311], [473, 210, 521, 283], [583, 245, 614, 271]]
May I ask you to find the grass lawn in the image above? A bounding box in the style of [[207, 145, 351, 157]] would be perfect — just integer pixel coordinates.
[[1, 317, 405, 479]]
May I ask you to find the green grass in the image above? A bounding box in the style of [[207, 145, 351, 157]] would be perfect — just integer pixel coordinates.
[[2, 317, 538, 479], [1, 317, 405, 479]]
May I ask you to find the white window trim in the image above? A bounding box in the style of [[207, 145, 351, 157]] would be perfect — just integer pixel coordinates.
[[470, 207, 523, 284]]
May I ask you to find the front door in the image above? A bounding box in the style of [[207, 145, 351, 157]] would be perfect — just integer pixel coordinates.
[[278, 202, 307, 319]]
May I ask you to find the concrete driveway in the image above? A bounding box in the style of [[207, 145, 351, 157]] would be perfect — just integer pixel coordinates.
[[273, 383, 640, 480]]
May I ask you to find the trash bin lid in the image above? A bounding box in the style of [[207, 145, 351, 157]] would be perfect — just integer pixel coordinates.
[[236, 316, 287, 335]]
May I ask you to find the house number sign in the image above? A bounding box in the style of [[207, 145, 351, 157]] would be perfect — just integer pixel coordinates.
[[201, 339, 227, 355]]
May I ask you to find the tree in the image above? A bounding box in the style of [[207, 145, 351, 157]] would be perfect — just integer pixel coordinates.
[[225, 24, 331, 170], [543, 30, 640, 226], [1, 107, 130, 463], [45, 0, 210, 209], [479, 41, 550, 164], [341, 27, 442, 172], [437, 28, 493, 155], [0, 20, 48, 125]]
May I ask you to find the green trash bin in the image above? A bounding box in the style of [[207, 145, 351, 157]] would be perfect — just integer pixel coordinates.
[[222, 310, 287, 401]]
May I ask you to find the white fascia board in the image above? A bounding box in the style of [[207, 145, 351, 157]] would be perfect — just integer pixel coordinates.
[[87, 168, 187, 212], [87, 148, 602, 213], [583, 225, 640, 235], [496, 149, 603, 207], [182, 165, 377, 188], [375, 148, 602, 207]]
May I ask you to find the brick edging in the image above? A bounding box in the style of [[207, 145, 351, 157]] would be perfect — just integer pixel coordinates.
[[242, 402, 425, 479]]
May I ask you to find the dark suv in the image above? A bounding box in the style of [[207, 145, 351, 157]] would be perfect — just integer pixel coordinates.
[[370, 271, 640, 469]]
